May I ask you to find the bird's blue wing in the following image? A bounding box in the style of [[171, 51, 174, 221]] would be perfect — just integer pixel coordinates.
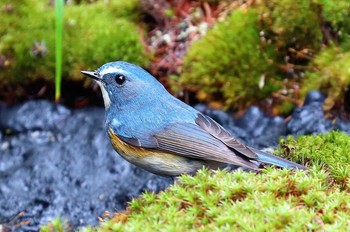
[[112, 113, 260, 170], [195, 114, 305, 170], [154, 122, 259, 170], [112, 113, 305, 170], [194, 114, 257, 158]]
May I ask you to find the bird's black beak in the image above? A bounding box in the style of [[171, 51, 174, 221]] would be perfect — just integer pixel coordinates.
[[81, 70, 101, 82]]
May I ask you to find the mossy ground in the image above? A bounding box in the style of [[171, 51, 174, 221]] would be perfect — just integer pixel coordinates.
[[41, 131, 350, 231], [0, 0, 147, 84], [98, 170, 349, 231]]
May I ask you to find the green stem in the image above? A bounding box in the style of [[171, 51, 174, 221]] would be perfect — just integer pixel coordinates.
[[55, 0, 64, 103]]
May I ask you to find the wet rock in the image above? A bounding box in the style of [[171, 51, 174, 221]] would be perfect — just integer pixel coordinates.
[[287, 101, 332, 135], [236, 106, 265, 133], [252, 116, 287, 148], [335, 118, 350, 134], [345, 87, 350, 115], [304, 90, 326, 106], [287, 90, 350, 136], [0, 101, 71, 133], [193, 103, 209, 114], [0, 101, 172, 231], [140, 175, 174, 193], [235, 106, 286, 148]]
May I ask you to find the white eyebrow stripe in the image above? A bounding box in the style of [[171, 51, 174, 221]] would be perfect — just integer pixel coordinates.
[[99, 67, 125, 76]]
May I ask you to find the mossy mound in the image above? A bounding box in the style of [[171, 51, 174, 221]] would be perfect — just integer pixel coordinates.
[[98, 170, 348, 231], [61, 130, 350, 231], [179, 0, 350, 110], [318, 0, 350, 44], [260, 0, 322, 54], [0, 0, 147, 84], [299, 0, 350, 110], [279, 131, 350, 187], [301, 45, 350, 110], [179, 9, 277, 109]]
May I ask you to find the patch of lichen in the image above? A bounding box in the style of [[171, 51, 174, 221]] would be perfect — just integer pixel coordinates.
[[179, 9, 278, 109], [70, 131, 350, 231], [0, 0, 147, 84]]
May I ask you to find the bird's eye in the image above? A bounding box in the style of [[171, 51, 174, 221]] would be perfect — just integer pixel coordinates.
[[115, 74, 126, 85]]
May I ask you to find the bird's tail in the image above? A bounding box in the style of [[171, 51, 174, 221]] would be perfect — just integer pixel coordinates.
[[248, 147, 306, 170]]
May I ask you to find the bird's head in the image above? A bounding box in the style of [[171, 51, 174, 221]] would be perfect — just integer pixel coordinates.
[[81, 61, 165, 109]]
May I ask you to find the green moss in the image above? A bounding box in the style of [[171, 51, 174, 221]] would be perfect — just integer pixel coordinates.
[[260, 0, 322, 53], [93, 167, 350, 231], [179, 9, 278, 109], [316, 0, 350, 44], [266, 0, 350, 110], [0, 0, 147, 84], [259, 0, 350, 108], [40, 218, 70, 232], [278, 101, 295, 116], [278, 131, 350, 187], [178, 0, 350, 110], [178, 1, 325, 109], [42, 131, 350, 231], [301, 45, 350, 106]]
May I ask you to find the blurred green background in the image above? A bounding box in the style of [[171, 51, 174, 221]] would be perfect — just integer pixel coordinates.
[[0, 0, 349, 114]]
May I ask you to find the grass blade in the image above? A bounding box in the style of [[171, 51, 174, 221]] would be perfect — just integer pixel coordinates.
[[55, 0, 64, 103]]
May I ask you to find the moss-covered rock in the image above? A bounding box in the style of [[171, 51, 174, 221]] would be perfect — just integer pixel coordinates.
[[259, 0, 322, 54], [0, 0, 147, 84], [260, 0, 350, 111], [178, 0, 325, 110], [62, 131, 349, 231], [301, 45, 350, 110], [179, 9, 278, 109], [317, 0, 350, 44], [178, 0, 350, 110]]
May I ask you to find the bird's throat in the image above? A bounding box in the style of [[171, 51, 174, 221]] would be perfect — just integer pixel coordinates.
[[98, 83, 111, 109]]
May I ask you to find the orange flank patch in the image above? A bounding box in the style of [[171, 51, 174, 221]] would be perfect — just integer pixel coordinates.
[[108, 129, 148, 158], [107, 129, 207, 176]]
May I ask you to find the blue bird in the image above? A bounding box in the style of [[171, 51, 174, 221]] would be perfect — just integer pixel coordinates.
[[81, 61, 305, 176]]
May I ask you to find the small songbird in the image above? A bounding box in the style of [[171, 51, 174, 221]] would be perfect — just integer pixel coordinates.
[[81, 62, 305, 176]]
